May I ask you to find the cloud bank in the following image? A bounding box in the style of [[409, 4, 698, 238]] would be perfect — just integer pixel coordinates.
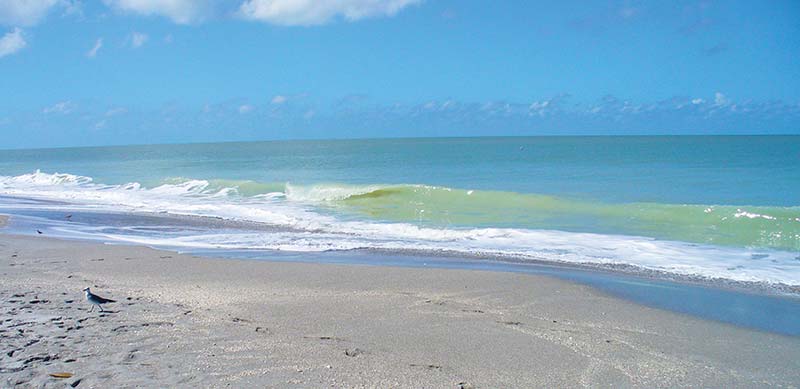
[[5, 93, 798, 148]]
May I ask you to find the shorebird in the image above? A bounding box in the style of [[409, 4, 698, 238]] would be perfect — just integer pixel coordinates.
[[83, 287, 116, 312]]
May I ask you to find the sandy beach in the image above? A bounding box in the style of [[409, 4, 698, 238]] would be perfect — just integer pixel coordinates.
[[4, 0, 799, 386], [1, 223, 798, 388]]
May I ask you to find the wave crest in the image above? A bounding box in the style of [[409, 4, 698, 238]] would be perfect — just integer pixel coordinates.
[[0, 169, 94, 186], [2, 170, 799, 251]]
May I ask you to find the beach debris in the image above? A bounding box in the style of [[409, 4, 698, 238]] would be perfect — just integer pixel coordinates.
[[305, 335, 346, 342], [344, 348, 364, 357], [49, 372, 73, 379], [497, 320, 523, 326], [457, 381, 475, 389], [410, 363, 441, 370]]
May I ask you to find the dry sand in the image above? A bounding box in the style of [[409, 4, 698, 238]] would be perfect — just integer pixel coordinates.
[[1, 230, 799, 388]]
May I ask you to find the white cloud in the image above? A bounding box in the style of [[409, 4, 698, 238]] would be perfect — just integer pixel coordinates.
[[105, 107, 128, 116], [86, 37, 103, 58], [102, 0, 213, 24], [62, 0, 82, 18], [42, 101, 75, 114], [691, 98, 705, 105], [271, 95, 287, 104], [130, 31, 148, 48], [5, 0, 421, 27], [714, 92, 729, 106], [0, 0, 63, 26], [529, 100, 552, 117], [94, 119, 107, 129], [238, 104, 253, 114], [238, 0, 421, 26], [0, 27, 25, 57]]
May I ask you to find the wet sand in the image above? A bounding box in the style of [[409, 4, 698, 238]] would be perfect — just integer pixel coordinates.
[[1, 231, 799, 387]]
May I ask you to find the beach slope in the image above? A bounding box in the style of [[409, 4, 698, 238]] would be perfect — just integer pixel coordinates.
[[1, 232, 799, 387]]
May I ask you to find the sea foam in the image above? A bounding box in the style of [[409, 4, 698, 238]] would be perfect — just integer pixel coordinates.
[[1, 170, 799, 286]]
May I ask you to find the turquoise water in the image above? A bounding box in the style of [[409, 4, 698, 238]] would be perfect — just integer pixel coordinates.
[[0, 136, 799, 286], [1, 136, 798, 205]]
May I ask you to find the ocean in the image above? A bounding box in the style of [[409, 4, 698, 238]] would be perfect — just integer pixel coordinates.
[[1, 136, 799, 289]]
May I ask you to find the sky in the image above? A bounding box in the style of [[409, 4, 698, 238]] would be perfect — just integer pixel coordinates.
[[0, 0, 799, 148]]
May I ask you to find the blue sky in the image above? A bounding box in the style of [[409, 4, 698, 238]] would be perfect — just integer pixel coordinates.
[[1, 0, 799, 148]]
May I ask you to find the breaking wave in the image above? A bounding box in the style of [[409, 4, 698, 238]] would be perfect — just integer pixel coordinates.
[[1, 170, 799, 286]]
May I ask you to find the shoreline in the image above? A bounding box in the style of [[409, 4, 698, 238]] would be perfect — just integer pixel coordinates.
[[4, 211, 800, 337], [2, 232, 799, 387], [4, 208, 799, 299]]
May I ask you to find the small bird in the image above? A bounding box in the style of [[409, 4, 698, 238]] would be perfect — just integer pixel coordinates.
[[36, 229, 43, 234], [83, 287, 116, 312]]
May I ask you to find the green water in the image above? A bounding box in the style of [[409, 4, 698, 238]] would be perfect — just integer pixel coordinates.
[[0, 136, 798, 251]]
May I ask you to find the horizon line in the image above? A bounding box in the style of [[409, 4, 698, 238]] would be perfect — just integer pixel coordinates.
[[1, 133, 799, 152]]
